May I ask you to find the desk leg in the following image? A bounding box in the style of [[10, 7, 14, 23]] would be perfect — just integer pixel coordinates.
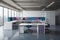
[[37, 25, 45, 34], [37, 25, 39, 33], [19, 25, 24, 33], [18, 26, 20, 34], [37, 25, 39, 39], [44, 25, 45, 35]]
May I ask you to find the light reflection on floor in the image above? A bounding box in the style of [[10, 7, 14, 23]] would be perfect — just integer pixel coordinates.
[[0, 26, 60, 40]]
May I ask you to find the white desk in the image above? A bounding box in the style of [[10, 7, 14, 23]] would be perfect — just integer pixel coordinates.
[[4, 20, 18, 30], [19, 23, 47, 33]]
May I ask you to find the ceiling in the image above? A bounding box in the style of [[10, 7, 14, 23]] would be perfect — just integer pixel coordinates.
[[13, 0, 60, 11]]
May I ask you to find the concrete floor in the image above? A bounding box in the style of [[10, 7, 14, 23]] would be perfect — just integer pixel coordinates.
[[0, 26, 60, 40]]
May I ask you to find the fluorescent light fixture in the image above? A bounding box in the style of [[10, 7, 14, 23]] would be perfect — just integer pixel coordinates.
[[42, 8, 46, 11], [42, 2, 55, 11], [46, 2, 55, 8]]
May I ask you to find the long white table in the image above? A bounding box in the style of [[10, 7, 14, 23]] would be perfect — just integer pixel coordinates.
[[19, 23, 47, 33]]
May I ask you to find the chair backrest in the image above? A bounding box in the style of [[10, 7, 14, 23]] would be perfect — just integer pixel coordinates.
[[26, 25, 32, 28]]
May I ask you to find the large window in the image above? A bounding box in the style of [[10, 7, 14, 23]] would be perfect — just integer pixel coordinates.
[[9, 9, 12, 17], [15, 11, 17, 17], [12, 10, 15, 17], [0, 6, 20, 26], [4, 8, 8, 22], [16, 12, 20, 17], [0, 6, 3, 26]]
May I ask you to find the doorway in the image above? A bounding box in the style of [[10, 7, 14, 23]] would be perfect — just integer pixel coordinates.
[[56, 15, 60, 26]]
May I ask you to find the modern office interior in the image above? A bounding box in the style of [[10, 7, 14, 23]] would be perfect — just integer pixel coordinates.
[[0, 0, 60, 40]]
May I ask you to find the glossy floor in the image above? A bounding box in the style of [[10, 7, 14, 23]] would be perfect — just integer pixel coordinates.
[[0, 26, 60, 40]]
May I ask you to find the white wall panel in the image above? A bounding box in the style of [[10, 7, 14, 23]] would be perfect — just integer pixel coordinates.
[[22, 11, 46, 17]]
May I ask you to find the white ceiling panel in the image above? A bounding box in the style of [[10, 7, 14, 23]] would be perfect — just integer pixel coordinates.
[[17, 3, 46, 6]]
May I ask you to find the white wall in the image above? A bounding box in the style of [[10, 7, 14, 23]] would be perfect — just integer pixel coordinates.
[[20, 11, 55, 25], [46, 11, 55, 25], [46, 11, 55, 30], [20, 11, 46, 17]]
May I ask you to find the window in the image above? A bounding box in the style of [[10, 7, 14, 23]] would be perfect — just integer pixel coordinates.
[[16, 12, 20, 17], [12, 10, 15, 17], [0, 6, 3, 25], [4, 8, 8, 22], [0, 6, 20, 25], [9, 9, 12, 17], [15, 11, 17, 17]]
